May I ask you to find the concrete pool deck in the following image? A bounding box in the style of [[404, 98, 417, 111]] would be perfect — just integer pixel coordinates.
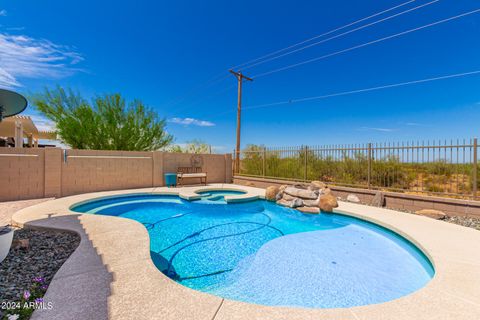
[[9, 184, 480, 320]]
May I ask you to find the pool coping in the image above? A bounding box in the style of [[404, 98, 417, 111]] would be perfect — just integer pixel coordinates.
[[10, 183, 480, 320]]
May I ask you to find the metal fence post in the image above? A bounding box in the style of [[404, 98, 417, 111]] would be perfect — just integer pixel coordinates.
[[304, 146, 308, 182], [367, 143, 372, 189], [473, 138, 478, 200], [262, 147, 266, 177]]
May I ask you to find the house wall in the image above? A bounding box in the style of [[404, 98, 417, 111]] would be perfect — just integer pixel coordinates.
[[0, 148, 233, 201]]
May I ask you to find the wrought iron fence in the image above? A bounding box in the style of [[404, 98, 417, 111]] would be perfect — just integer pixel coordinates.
[[234, 138, 479, 199]]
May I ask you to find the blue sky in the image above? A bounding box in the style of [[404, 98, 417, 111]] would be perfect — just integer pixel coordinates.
[[1, 0, 479, 152]]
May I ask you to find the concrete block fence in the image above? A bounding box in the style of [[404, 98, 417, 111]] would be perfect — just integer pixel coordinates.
[[0, 148, 232, 201]]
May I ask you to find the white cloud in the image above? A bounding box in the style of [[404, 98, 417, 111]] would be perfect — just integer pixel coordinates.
[[168, 117, 215, 127], [359, 126, 395, 132], [0, 10, 7, 16], [0, 33, 83, 88]]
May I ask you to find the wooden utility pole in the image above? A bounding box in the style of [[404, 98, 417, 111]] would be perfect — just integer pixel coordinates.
[[229, 69, 253, 174]]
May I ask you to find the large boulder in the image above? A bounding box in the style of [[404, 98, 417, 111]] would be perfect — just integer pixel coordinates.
[[276, 198, 302, 208], [279, 185, 288, 193], [321, 187, 332, 195], [415, 209, 447, 220], [275, 185, 288, 200], [282, 193, 296, 201], [346, 194, 360, 203], [265, 186, 279, 201], [276, 199, 292, 207], [371, 191, 385, 207], [284, 187, 318, 200], [311, 181, 327, 190], [297, 206, 320, 214], [290, 198, 303, 208], [293, 183, 309, 190], [319, 193, 338, 213], [303, 199, 319, 207]]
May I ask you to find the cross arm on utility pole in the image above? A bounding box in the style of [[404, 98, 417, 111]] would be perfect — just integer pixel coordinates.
[[229, 69, 253, 82], [229, 69, 253, 174]]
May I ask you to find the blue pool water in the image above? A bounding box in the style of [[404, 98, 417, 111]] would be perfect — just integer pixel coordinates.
[[72, 194, 434, 308]]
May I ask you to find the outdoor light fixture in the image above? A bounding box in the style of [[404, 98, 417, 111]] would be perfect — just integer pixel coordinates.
[[0, 89, 28, 121]]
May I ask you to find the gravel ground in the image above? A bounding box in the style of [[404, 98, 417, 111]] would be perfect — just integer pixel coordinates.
[[444, 216, 480, 230], [338, 197, 480, 231], [389, 207, 480, 231], [0, 228, 80, 304]]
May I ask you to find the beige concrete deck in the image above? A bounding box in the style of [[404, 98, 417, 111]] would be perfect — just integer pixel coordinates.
[[0, 198, 53, 226], [9, 184, 480, 320]]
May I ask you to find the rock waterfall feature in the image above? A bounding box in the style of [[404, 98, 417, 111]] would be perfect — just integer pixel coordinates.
[[265, 181, 338, 214]]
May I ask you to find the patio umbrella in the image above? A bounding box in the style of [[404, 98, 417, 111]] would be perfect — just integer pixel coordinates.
[[0, 89, 28, 121]]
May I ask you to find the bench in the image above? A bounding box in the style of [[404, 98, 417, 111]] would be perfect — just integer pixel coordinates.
[[177, 167, 207, 186]]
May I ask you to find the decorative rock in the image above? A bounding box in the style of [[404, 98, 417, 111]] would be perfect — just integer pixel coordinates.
[[303, 199, 319, 207], [275, 192, 283, 201], [346, 194, 360, 203], [371, 191, 385, 207], [276, 199, 292, 207], [293, 184, 309, 190], [11, 239, 29, 250], [275, 185, 288, 200], [321, 187, 332, 195], [297, 206, 320, 214], [282, 193, 296, 201], [290, 198, 303, 208], [284, 187, 318, 200], [1, 228, 80, 303], [319, 193, 338, 213], [415, 209, 447, 220], [265, 186, 280, 201], [311, 181, 327, 189]]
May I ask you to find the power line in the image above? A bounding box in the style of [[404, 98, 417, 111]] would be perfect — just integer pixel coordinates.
[[163, 1, 438, 116], [231, 0, 417, 70], [243, 70, 480, 110], [253, 8, 480, 78], [241, 0, 440, 71]]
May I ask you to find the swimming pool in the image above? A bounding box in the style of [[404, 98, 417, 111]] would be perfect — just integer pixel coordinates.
[[72, 193, 434, 308]]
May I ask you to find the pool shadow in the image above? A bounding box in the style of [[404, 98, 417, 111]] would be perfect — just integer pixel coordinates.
[[150, 250, 175, 273]]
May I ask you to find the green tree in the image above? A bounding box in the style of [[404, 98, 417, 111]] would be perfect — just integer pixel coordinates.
[[32, 87, 173, 150]]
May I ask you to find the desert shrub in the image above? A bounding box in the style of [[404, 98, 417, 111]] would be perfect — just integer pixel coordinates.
[[426, 160, 455, 177], [241, 144, 265, 176], [371, 155, 413, 189], [424, 175, 448, 193], [426, 184, 445, 193]]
